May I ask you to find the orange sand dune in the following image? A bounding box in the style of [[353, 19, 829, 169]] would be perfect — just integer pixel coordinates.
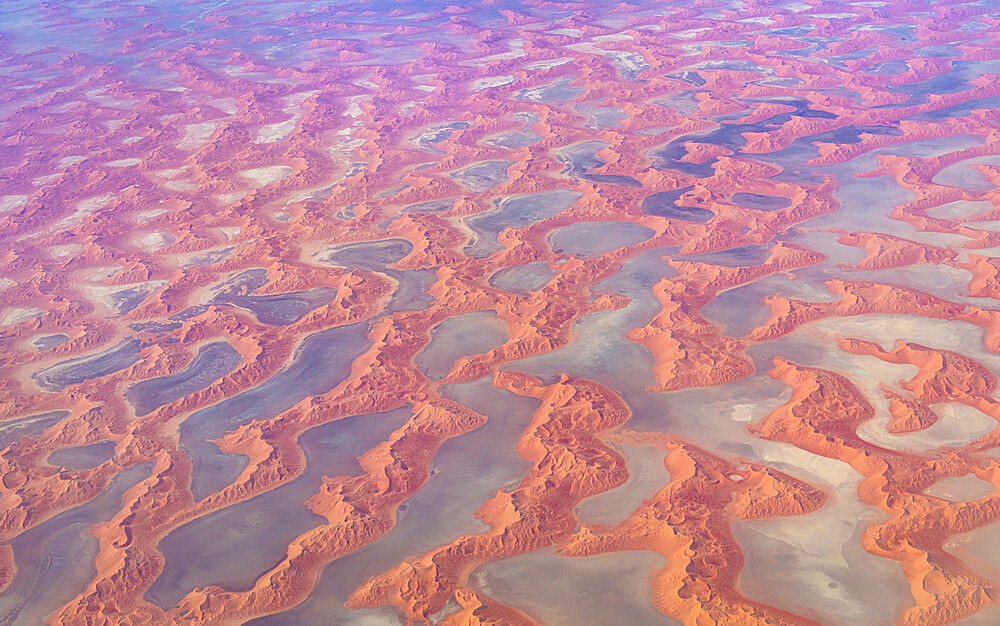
[[755, 359, 1000, 624], [3, 0, 1000, 623], [347, 372, 631, 621], [564, 434, 825, 625]]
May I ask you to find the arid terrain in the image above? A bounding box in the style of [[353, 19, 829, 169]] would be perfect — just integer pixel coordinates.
[[3, 0, 1000, 623]]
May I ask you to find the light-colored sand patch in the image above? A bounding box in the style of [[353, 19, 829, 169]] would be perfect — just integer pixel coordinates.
[[547, 28, 582, 36], [859, 403, 997, 454], [765, 266, 844, 303], [861, 227, 969, 250], [524, 57, 572, 70], [963, 225, 1000, 260], [215, 192, 246, 205], [50, 244, 83, 259], [932, 156, 1000, 193], [220, 66, 301, 85], [414, 84, 437, 92], [474, 550, 668, 626], [810, 315, 990, 357], [177, 121, 222, 150], [0, 195, 28, 213], [968, 220, 1000, 233], [255, 118, 297, 144], [179, 245, 236, 268], [852, 263, 976, 305], [593, 33, 632, 42], [209, 98, 237, 115], [924, 474, 995, 501], [254, 91, 316, 144], [220, 226, 241, 241], [344, 96, 369, 120], [777, 315, 1000, 453], [58, 156, 85, 169], [78, 194, 114, 214], [0, 278, 13, 290], [156, 168, 186, 179], [889, 135, 985, 159], [240, 165, 293, 188], [86, 88, 138, 109], [134, 209, 166, 224], [284, 90, 318, 107], [281, 189, 316, 204], [757, 443, 861, 494], [164, 180, 197, 192], [50, 100, 80, 114], [606, 50, 650, 75], [735, 440, 909, 624], [798, 318, 960, 383], [85, 267, 121, 281], [107, 158, 141, 167], [123, 136, 143, 144], [398, 102, 416, 117], [33, 173, 59, 187], [470, 75, 516, 91], [945, 522, 1000, 608], [670, 27, 711, 39], [575, 445, 670, 526], [0, 307, 43, 326], [959, 243, 1000, 260], [731, 404, 756, 421], [566, 43, 648, 75], [338, 162, 368, 184], [135, 232, 174, 250], [470, 41, 526, 66], [81, 280, 166, 313]]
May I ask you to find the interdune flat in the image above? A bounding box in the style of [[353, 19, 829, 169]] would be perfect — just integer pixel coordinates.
[[4, 1, 1000, 624]]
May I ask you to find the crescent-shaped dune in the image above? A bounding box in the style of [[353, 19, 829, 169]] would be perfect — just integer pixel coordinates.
[[2, 0, 1000, 624]]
